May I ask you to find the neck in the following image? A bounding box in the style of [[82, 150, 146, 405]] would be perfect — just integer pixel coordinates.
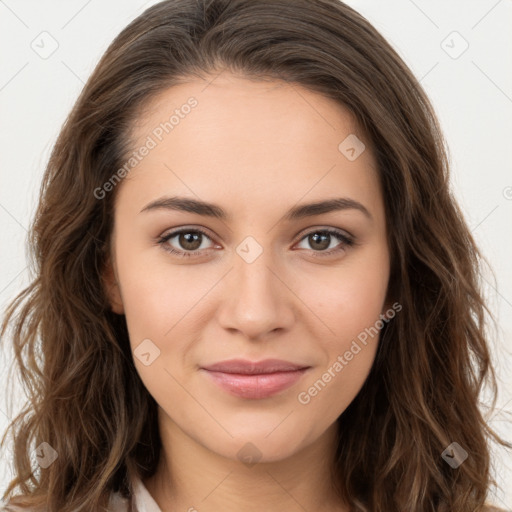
[[143, 408, 347, 512]]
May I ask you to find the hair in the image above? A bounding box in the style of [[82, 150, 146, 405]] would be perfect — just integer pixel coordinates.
[[1, 0, 510, 510]]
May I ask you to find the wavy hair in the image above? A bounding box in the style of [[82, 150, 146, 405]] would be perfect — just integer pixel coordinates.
[[1, 0, 509, 510]]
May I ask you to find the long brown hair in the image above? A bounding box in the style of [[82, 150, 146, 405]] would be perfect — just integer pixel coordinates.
[[1, 0, 509, 510]]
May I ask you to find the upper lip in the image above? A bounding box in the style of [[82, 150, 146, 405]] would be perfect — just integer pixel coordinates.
[[201, 359, 310, 375]]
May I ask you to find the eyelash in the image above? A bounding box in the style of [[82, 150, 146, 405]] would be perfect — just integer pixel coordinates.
[[157, 227, 355, 259]]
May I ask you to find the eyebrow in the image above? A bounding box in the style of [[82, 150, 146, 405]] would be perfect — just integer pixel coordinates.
[[140, 196, 372, 221]]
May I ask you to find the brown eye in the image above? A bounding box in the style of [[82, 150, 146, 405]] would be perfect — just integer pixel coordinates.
[[307, 232, 331, 251], [158, 228, 215, 257], [177, 232, 203, 251], [296, 229, 354, 256]]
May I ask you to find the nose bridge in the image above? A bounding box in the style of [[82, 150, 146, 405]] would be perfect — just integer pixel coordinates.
[[235, 238, 277, 293], [216, 236, 294, 338]]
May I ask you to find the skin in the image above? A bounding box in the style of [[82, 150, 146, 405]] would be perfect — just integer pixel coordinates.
[[104, 71, 390, 512]]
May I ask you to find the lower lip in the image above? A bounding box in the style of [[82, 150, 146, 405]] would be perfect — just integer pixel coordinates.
[[201, 368, 309, 399]]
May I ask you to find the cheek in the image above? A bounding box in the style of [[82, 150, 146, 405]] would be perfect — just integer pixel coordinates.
[[296, 278, 384, 424], [300, 244, 389, 346], [296, 340, 378, 432], [115, 247, 225, 399], [294, 247, 388, 414], [115, 245, 214, 343]]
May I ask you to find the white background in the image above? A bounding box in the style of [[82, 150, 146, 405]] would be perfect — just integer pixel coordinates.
[[0, 0, 511, 508]]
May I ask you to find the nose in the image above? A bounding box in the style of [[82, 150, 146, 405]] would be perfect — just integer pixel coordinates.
[[216, 246, 296, 341]]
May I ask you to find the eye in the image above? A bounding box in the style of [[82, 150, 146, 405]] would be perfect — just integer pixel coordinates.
[[157, 227, 355, 259], [295, 228, 355, 257], [157, 227, 216, 258]]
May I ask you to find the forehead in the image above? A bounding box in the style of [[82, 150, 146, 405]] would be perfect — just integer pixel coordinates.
[[131, 72, 369, 156], [119, 72, 382, 221]]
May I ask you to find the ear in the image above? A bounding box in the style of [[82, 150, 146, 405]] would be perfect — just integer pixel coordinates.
[[102, 256, 125, 315]]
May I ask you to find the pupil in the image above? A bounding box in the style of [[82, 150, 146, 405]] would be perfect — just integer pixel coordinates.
[[180, 232, 201, 250], [310, 233, 329, 250]]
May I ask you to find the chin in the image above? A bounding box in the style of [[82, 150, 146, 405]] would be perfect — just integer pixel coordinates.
[[210, 425, 316, 465]]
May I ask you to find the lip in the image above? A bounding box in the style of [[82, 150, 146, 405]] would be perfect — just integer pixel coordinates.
[[200, 359, 310, 399]]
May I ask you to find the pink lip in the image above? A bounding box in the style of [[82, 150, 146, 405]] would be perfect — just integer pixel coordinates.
[[200, 359, 310, 399]]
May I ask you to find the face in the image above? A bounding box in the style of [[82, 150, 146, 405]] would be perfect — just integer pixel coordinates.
[[104, 72, 390, 463]]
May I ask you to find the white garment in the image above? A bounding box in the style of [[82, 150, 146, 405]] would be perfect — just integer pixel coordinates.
[[108, 473, 162, 512]]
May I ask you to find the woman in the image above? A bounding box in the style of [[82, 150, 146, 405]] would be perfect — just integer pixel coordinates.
[[1, 0, 509, 510]]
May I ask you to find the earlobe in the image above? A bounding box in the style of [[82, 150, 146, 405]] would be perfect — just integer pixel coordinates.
[[102, 257, 125, 315]]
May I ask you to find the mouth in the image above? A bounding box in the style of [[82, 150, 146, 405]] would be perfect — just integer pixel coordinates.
[[200, 359, 311, 399]]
